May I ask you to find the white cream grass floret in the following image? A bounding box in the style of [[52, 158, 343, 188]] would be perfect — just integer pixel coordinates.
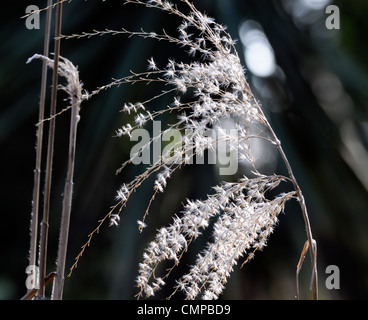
[[136, 175, 295, 299], [179, 194, 291, 300]]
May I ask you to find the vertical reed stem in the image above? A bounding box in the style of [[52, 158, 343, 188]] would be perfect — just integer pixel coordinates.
[[52, 91, 80, 300], [38, 2, 63, 298], [29, 0, 53, 273]]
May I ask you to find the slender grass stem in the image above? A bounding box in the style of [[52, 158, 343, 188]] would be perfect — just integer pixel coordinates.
[[29, 0, 53, 273], [38, 2, 63, 298], [252, 97, 318, 299], [52, 89, 80, 300]]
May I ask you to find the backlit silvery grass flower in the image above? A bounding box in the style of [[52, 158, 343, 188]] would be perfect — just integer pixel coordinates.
[[65, 0, 317, 300], [136, 176, 295, 299]]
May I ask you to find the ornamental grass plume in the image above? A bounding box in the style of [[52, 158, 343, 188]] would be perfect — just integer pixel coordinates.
[[137, 176, 295, 299], [63, 0, 317, 299]]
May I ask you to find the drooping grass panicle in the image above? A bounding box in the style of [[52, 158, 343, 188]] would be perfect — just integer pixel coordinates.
[[61, 0, 317, 299], [136, 175, 296, 299]]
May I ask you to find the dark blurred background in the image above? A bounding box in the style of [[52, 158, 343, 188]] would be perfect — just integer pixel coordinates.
[[1, 0, 368, 300]]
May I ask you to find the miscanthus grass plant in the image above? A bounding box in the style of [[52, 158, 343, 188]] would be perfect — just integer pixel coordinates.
[[27, 0, 317, 300]]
